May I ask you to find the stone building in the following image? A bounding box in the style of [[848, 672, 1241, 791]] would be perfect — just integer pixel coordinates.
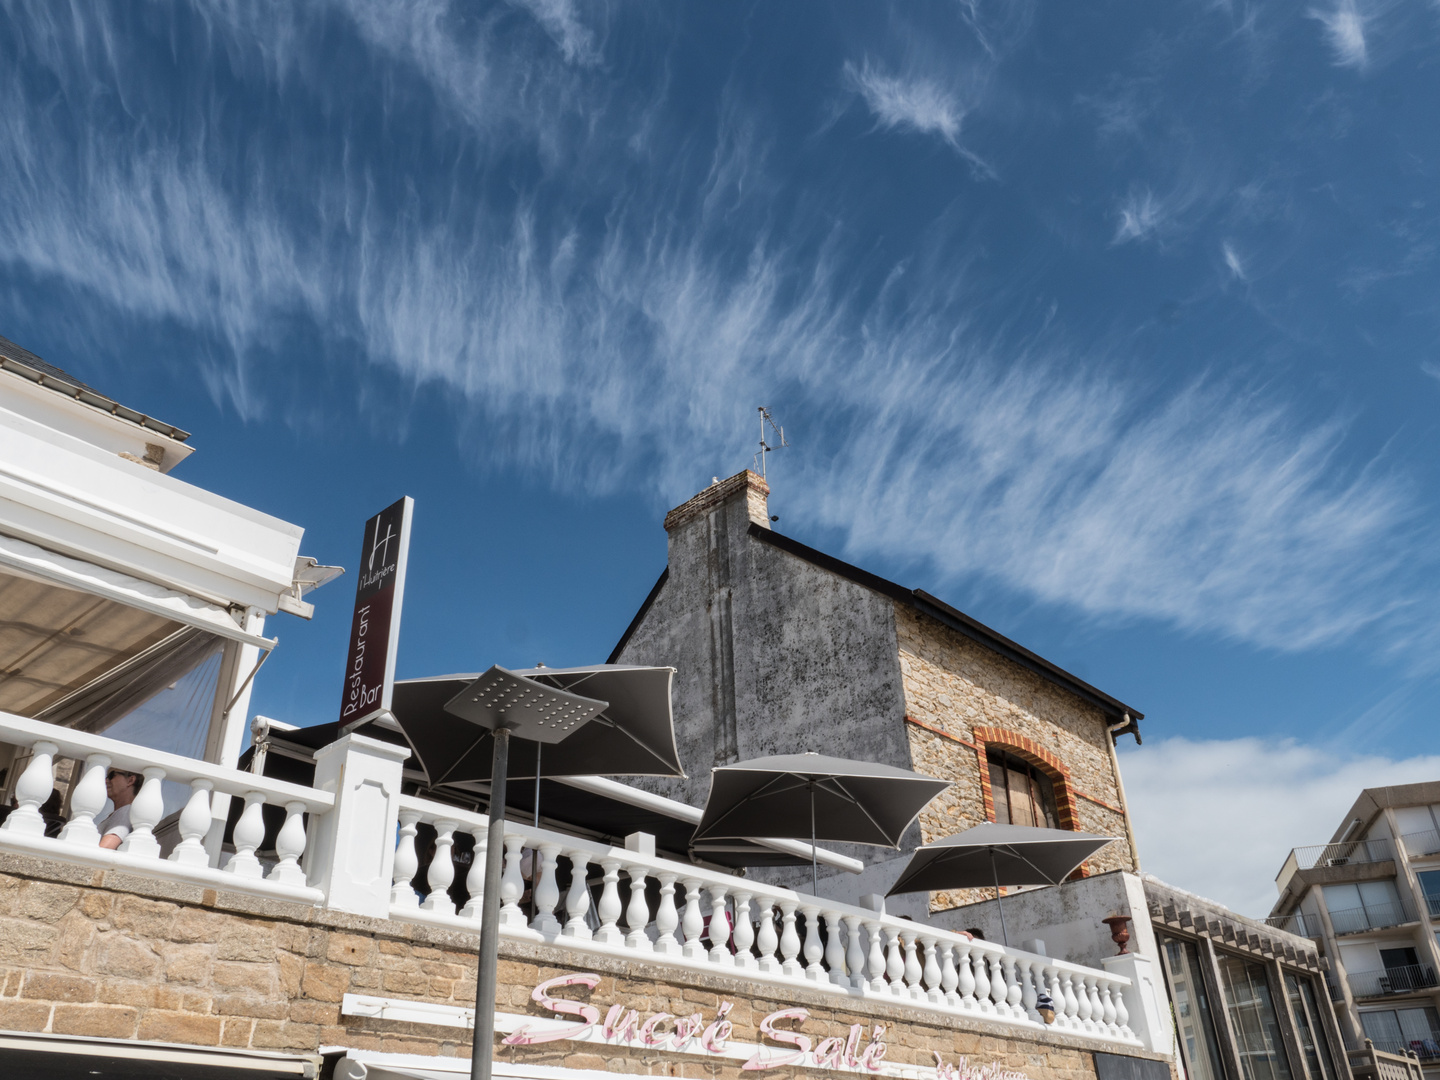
[[612, 471, 1144, 907]]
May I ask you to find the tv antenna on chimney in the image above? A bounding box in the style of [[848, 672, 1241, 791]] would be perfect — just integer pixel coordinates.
[[753, 406, 788, 481]]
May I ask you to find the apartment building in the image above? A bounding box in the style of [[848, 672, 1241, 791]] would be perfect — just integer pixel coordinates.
[[1268, 783, 1440, 1076]]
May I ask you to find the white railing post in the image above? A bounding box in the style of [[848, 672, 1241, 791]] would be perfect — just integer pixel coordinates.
[[845, 914, 867, 989], [885, 926, 905, 998], [957, 940, 978, 1010], [865, 918, 887, 992], [59, 753, 110, 847], [824, 910, 847, 986], [626, 866, 654, 951], [460, 827, 488, 920], [562, 850, 592, 939], [422, 820, 459, 916], [1019, 957, 1038, 1020], [222, 790, 266, 876], [708, 885, 732, 965], [167, 779, 214, 867], [755, 898, 780, 974], [499, 835, 527, 928], [655, 873, 681, 955], [973, 945, 993, 1012], [1103, 951, 1166, 1052], [921, 935, 942, 1003], [779, 900, 803, 978], [120, 767, 168, 860], [267, 800, 309, 887], [594, 859, 625, 945], [1005, 956, 1024, 1014], [391, 810, 422, 909], [680, 878, 705, 959], [941, 942, 960, 1007], [531, 841, 562, 934], [307, 733, 411, 918], [732, 891, 756, 969], [801, 903, 825, 982], [1, 741, 57, 836]]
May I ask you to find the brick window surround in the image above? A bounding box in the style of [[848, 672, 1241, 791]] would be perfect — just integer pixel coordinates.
[[971, 727, 1086, 876]]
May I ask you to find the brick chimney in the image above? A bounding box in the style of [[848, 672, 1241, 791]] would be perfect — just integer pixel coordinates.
[[663, 470, 771, 533]]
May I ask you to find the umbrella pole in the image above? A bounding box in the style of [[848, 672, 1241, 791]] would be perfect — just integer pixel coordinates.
[[810, 786, 818, 897], [990, 848, 1010, 948], [471, 726, 511, 1080], [533, 743, 542, 828]]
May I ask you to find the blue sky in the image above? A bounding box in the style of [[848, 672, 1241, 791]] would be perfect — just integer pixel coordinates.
[[2, 1, 1438, 914]]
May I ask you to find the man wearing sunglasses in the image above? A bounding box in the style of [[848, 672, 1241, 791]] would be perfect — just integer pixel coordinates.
[[99, 768, 143, 850]]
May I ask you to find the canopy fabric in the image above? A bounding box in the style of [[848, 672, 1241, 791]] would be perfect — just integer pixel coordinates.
[[886, 821, 1116, 896], [392, 664, 684, 786], [691, 752, 950, 849]]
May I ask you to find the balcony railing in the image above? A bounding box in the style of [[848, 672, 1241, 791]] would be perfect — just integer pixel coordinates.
[[1347, 964, 1439, 997], [0, 712, 331, 904], [390, 792, 1140, 1042], [1266, 911, 1324, 937], [1326, 976, 1345, 1002], [1292, 838, 1394, 871], [1357, 1037, 1440, 1063], [1425, 892, 1440, 919], [0, 710, 1154, 1055], [1399, 830, 1440, 858], [1328, 897, 1418, 934]]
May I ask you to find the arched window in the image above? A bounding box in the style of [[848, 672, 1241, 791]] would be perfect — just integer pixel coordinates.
[[986, 748, 1059, 829]]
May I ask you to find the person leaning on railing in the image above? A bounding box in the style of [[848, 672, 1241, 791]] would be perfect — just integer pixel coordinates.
[[99, 768, 142, 850]]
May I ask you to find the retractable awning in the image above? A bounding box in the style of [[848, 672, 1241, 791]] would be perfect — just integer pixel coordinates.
[[0, 1031, 317, 1078], [328, 1049, 609, 1080]]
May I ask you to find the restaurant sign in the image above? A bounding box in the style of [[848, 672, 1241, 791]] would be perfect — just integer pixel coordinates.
[[497, 973, 1031, 1080], [338, 496, 413, 730]]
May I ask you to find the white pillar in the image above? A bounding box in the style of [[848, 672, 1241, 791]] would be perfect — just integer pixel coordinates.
[[1102, 952, 1170, 1053], [306, 733, 411, 917]]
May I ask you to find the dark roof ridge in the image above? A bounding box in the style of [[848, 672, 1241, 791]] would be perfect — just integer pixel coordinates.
[[746, 523, 1144, 724]]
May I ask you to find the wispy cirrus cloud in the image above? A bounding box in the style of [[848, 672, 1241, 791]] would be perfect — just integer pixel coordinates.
[[1310, 0, 1369, 68], [1223, 240, 1247, 279], [844, 60, 966, 147], [0, 2, 1434, 667]]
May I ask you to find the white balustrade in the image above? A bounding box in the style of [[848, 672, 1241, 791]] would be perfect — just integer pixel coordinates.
[[368, 791, 1144, 1049], [0, 711, 332, 906], [423, 820, 459, 916]]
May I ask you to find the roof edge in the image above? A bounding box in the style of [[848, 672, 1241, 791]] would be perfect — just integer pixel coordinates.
[[0, 349, 190, 442], [608, 566, 669, 664], [747, 524, 1143, 723]]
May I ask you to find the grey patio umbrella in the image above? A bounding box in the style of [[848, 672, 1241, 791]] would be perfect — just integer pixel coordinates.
[[391, 664, 684, 791], [887, 821, 1117, 945], [691, 752, 950, 895]]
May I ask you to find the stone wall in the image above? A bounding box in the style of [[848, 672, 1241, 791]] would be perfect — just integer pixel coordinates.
[[0, 851, 1171, 1080], [895, 607, 1135, 911]]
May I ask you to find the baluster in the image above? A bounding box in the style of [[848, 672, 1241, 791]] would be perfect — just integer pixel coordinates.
[[562, 850, 591, 939], [1078, 973, 1096, 1027], [680, 878, 706, 959], [941, 942, 960, 1007], [903, 930, 924, 999], [1050, 967, 1070, 1028], [1101, 980, 1118, 1032], [1020, 958, 1038, 1020], [626, 865, 653, 951], [165, 780, 214, 867], [1087, 977, 1105, 1031], [921, 935, 942, 1003], [219, 789, 263, 874], [972, 946, 992, 1012], [732, 892, 756, 969], [779, 900, 803, 977], [459, 826, 487, 919], [956, 940, 978, 1009], [823, 911, 847, 986], [419, 819, 459, 914], [1, 741, 57, 836], [755, 898, 780, 973], [58, 753, 110, 846], [594, 858, 624, 945], [989, 954, 1007, 1011], [1004, 955, 1024, 1014], [391, 810, 421, 908], [530, 842, 563, 934], [864, 919, 887, 992], [498, 835, 527, 928], [845, 914, 867, 989], [707, 885, 731, 964], [1062, 971, 1081, 1025], [801, 904, 825, 981], [654, 873, 681, 954], [267, 800, 309, 886], [1111, 981, 1132, 1036], [885, 926, 905, 997]]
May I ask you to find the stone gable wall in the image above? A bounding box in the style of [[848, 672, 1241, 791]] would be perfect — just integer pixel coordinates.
[[0, 851, 1169, 1080], [894, 607, 1135, 911]]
